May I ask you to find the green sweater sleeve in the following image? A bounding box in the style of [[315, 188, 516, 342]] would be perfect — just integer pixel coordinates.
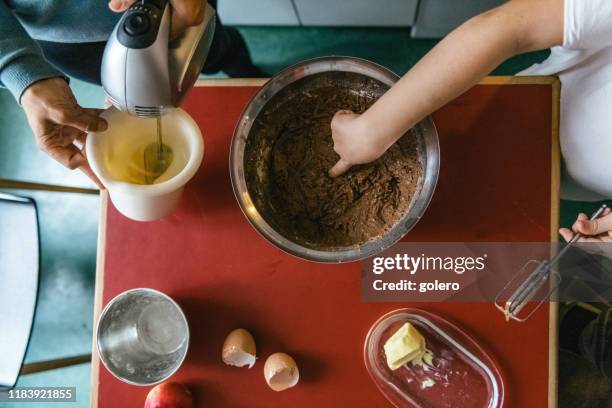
[[0, 2, 63, 102]]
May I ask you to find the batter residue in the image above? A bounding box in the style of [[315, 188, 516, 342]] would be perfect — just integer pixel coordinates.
[[245, 72, 423, 248]]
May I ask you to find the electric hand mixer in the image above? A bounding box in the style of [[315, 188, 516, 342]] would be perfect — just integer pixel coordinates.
[[101, 0, 215, 183], [495, 205, 608, 322]]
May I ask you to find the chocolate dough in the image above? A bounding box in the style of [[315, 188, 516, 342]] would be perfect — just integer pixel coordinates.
[[245, 72, 423, 249]]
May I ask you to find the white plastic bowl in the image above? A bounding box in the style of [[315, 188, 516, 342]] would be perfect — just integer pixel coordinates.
[[87, 107, 204, 221]]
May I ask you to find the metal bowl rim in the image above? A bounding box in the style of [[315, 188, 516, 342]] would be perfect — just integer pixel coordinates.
[[229, 56, 440, 263]]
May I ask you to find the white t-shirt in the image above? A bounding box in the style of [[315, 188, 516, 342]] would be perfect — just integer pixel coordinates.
[[519, 0, 612, 201]]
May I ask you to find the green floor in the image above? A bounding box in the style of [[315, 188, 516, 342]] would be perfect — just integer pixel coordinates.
[[0, 25, 591, 408]]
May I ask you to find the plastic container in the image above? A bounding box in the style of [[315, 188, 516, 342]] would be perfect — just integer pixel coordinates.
[[364, 309, 504, 408], [87, 107, 204, 222]]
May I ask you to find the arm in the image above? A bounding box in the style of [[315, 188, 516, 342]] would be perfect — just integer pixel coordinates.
[[1, 2, 106, 185], [330, 0, 564, 177], [0, 2, 63, 102]]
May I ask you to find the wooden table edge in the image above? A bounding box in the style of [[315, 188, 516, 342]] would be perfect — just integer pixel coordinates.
[[548, 76, 561, 408], [90, 75, 562, 408], [90, 191, 108, 408]]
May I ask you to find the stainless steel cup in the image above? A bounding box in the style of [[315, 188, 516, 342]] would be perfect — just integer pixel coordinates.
[[96, 288, 189, 385]]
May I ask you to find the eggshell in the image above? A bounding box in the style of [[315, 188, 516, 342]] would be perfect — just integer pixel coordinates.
[[264, 352, 300, 391], [222, 328, 257, 368]]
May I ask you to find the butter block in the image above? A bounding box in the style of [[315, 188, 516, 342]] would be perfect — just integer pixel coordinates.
[[383, 322, 426, 370]]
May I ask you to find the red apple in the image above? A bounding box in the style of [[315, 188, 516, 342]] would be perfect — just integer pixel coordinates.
[[144, 382, 193, 408]]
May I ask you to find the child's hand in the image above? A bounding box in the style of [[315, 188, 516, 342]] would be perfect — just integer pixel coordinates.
[[328, 110, 389, 177], [559, 208, 612, 242]]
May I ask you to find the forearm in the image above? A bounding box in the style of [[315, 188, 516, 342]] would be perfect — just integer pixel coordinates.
[[362, 0, 563, 148], [0, 2, 62, 102]]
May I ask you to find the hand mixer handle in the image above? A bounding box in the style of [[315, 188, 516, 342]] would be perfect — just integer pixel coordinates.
[[101, 0, 173, 115], [101, 0, 214, 115], [116, 0, 170, 50]]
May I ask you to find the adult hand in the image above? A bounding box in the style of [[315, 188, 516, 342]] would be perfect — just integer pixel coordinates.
[[109, 0, 206, 39], [559, 207, 612, 243], [328, 110, 389, 178], [21, 78, 107, 188]]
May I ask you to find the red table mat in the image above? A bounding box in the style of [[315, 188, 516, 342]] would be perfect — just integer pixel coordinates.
[[97, 82, 556, 407]]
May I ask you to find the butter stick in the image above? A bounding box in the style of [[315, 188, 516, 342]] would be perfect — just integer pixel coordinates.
[[383, 322, 426, 370]]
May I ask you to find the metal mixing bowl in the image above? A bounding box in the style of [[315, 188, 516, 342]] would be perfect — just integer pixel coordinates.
[[230, 56, 439, 263]]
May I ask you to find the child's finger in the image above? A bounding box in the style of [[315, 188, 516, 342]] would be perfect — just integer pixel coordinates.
[[331, 110, 355, 131], [559, 228, 574, 242], [574, 213, 612, 236], [329, 159, 352, 178], [572, 213, 588, 232]]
